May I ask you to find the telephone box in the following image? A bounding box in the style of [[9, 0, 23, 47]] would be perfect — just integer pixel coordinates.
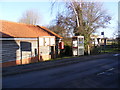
[[72, 36, 84, 56]]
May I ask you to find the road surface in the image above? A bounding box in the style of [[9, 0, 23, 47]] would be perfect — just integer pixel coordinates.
[[2, 54, 119, 88]]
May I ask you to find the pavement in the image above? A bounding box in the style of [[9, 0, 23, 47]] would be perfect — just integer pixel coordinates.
[[2, 53, 119, 77]]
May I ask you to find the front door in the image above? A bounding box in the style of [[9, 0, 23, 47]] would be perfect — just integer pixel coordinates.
[[50, 46, 54, 59]]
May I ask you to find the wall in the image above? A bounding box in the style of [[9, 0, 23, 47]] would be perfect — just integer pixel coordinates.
[[38, 36, 56, 60], [2, 39, 39, 67], [1, 37, 57, 67], [2, 40, 19, 63]]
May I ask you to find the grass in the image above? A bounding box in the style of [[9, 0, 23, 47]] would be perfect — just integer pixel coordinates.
[[91, 45, 119, 55], [100, 48, 119, 53], [49, 56, 79, 61]]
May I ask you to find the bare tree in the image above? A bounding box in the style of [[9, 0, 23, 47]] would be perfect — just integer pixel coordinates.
[[51, 0, 111, 54], [18, 10, 40, 25], [67, 1, 111, 53], [48, 12, 75, 37]]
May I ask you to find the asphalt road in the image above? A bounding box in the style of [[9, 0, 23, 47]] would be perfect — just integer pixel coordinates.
[[2, 54, 119, 88]]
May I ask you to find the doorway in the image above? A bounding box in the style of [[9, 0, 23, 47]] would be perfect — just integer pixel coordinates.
[[50, 46, 54, 59]]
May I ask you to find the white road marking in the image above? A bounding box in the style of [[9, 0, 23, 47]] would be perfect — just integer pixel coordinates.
[[97, 72, 105, 75], [106, 68, 115, 71], [97, 68, 115, 76], [113, 54, 120, 56]]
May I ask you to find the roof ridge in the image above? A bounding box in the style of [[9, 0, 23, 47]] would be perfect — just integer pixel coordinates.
[[0, 20, 36, 27]]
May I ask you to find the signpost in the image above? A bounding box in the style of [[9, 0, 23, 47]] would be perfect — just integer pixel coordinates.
[[101, 32, 106, 53]]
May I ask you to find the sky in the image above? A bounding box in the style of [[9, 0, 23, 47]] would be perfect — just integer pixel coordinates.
[[96, 2, 118, 38], [0, 0, 119, 38]]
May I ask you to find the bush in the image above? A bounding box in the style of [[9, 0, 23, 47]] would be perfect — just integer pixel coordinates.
[[91, 46, 101, 55], [61, 45, 72, 56]]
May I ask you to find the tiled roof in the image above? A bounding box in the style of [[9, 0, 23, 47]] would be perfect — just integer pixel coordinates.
[[0, 20, 62, 38]]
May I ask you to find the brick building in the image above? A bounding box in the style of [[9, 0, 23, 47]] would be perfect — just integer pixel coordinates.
[[0, 20, 62, 67]]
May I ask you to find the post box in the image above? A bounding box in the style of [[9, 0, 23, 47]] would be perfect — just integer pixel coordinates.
[[59, 42, 64, 49]]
